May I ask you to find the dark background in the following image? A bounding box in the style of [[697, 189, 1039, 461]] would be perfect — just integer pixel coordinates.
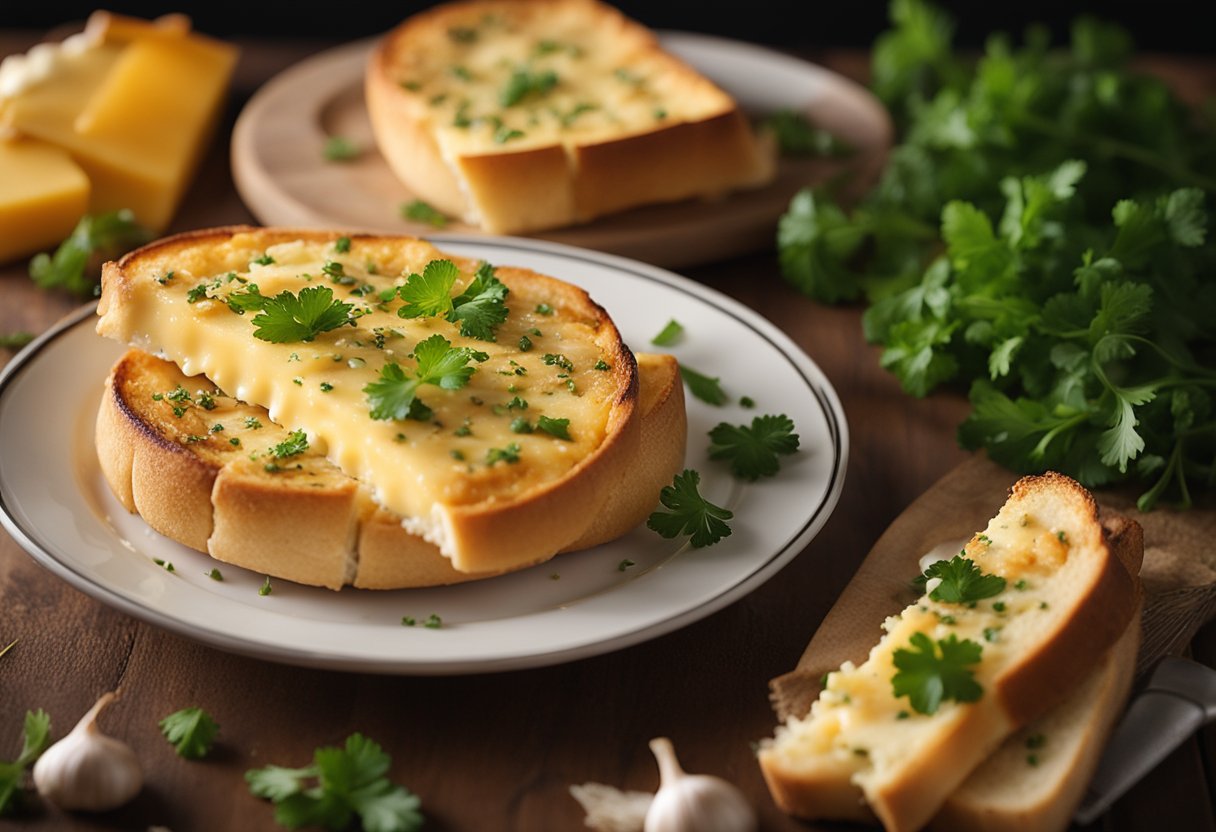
[[5, 1, 1215, 55]]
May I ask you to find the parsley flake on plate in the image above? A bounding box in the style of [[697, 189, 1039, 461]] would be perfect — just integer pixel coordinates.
[[364, 334, 486, 421], [892, 632, 984, 715], [251, 285, 357, 344], [400, 199, 449, 228], [159, 707, 219, 760], [679, 365, 728, 406], [246, 733, 423, 832], [708, 414, 800, 480], [647, 469, 733, 548], [922, 555, 1006, 604], [651, 319, 684, 346]]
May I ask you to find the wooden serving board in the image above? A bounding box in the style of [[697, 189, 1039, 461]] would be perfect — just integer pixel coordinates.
[[770, 455, 1216, 721], [230, 35, 892, 270]]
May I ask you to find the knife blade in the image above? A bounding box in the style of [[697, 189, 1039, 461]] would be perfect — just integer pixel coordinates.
[[1075, 656, 1216, 825]]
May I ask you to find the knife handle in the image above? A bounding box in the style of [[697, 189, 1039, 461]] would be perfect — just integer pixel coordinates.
[[1075, 657, 1216, 826]]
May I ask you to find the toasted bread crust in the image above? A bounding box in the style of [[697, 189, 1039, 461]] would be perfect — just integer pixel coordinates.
[[364, 0, 775, 234], [97, 347, 684, 590], [758, 473, 1141, 832]]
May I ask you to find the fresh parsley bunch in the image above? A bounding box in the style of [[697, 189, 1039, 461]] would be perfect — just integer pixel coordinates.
[[778, 0, 1216, 508]]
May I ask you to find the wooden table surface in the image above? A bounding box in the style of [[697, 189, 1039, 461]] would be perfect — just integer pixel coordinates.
[[2, 30, 1214, 832]]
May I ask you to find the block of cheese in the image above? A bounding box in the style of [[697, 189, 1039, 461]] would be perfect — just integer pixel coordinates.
[[366, 0, 776, 235], [0, 11, 237, 245], [96, 227, 644, 577], [0, 137, 89, 263], [758, 473, 1139, 832]]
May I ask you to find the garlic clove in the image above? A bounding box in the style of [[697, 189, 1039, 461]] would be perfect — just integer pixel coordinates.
[[32, 691, 143, 812], [643, 737, 757, 832]]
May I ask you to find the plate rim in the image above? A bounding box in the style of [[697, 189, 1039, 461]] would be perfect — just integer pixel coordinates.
[[0, 234, 849, 674]]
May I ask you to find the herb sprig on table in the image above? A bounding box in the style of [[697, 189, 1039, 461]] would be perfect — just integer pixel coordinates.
[[777, 0, 1216, 509]]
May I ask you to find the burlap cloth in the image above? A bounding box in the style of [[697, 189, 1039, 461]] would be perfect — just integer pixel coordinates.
[[769, 456, 1216, 721]]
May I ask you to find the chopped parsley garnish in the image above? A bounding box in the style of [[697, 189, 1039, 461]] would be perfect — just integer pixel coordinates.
[[159, 707, 219, 760], [207, 568, 223, 581], [401, 199, 449, 228], [500, 66, 558, 107], [740, 396, 756, 408], [270, 429, 310, 459], [594, 360, 609, 371], [28, 209, 150, 298], [535, 303, 554, 315], [322, 135, 360, 161], [0, 709, 51, 816], [651, 319, 684, 346], [250, 285, 357, 343], [647, 469, 733, 548], [708, 414, 800, 480], [186, 282, 212, 304], [245, 733, 423, 832], [542, 353, 573, 372], [618, 559, 636, 572], [252, 253, 275, 266], [891, 632, 984, 715], [397, 259, 508, 341], [680, 365, 728, 405], [494, 125, 525, 144], [244, 417, 263, 430], [364, 334, 486, 421], [510, 417, 533, 434], [486, 443, 521, 465], [334, 236, 351, 254], [518, 335, 533, 352], [537, 415, 571, 440], [401, 616, 416, 626], [922, 556, 1007, 604], [259, 576, 272, 596], [423, 614, 442, 629]]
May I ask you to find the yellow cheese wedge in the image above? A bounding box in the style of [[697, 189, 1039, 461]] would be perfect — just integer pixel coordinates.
[[0, 14, 237, 233], [0, 137, 89, 263]]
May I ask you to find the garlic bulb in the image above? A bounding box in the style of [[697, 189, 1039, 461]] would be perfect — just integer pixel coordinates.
[[32, 691, 143, 811], [643, 737, 756, 832]]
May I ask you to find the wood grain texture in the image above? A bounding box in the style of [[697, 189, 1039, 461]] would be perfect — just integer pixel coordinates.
[[0, 32, 1213, 832]]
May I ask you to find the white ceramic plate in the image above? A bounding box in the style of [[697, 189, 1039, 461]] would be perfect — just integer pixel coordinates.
[[231, 32, 892, 270], [0, 236, 847, 674]]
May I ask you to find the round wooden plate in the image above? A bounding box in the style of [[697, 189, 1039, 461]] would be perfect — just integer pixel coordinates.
[[230, 32, 893, 270]]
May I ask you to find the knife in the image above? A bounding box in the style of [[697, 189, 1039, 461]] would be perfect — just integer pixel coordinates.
[[1075, 656, 1216, 825]]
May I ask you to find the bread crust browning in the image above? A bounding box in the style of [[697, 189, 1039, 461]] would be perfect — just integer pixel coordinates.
[[97, 347, 684, 590], [364, 0, 775, 234]]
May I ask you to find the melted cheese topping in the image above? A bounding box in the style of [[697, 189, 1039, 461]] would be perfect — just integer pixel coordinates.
[[386, 2, 731, 157], [105, 233, 624, 553], [774, 513, 1080, 776]]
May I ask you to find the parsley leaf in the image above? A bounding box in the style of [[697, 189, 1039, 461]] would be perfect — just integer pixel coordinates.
[[536, 415, 571, 440], [647, 469, 733, 548], [364, 335, 485, 421], [651, 319, 684, 346], [679, 365, 729, 406], [159, 707, 219, 760], [397, 259, 460, 320], [450, 261, 509, 341], [500, 66, 558, 107], [922, 555, 1006, 603], [246, 733, 423, 832], [708, 414, 800, 480], [891, 632, 984, 715], [28, 210, 150, 298], [322, 136, 360, 162], [0, 709, 51, 816], [251, 286, 356, 343], [400, 199, 449, 228], [397, 260, 509, 341]]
